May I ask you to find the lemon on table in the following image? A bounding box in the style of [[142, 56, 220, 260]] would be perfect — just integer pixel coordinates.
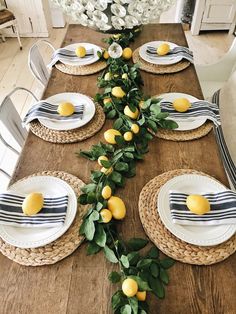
[[122, 73, 128, 80], [108, 196, 126, 220], [113, 34, 121, 39], [124, 105, 139, 119], [75, 46, 86, 58], [101, 167, 113, 175], [103, 50, 109, 59], [104, 72, 112, 81], [57, 102, 75, 117], [111, 86, 126, 98], [157, 43, 170, 56], [131, 123, 139, 134], [98, 155, 108, 166], [104, 129, 121, 144], [186, 194, 210, 215], [172, 98, 191, 112], [122, 47, 133, 60], [124, 131, 133, 142], [122, 278, 138, 297], [101, 185, 112, 199], [139, 100, 144, 109], [103, 98, 112, 105], [22, 193, 44, 216], [136, 291, 146, 301], [100, 209, 112, 223]]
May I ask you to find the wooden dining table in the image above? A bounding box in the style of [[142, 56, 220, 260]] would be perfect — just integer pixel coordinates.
[[0, 24, 235, 314]]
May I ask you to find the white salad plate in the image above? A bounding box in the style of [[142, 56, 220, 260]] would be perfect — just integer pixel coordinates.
[[60, 42, 102, 66], [38, 92, 96, 131], [158, 92, 206, 131], [139, 41, 181, 65], [157, 174, 236, 246], [0, 176, 77, 248]]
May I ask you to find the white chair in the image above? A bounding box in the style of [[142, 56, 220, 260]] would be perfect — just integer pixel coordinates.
[[0, 87, 38, 187], [195, 37, 236, 99], [28, 40, 55, 87], [0, 9, 22, 49]]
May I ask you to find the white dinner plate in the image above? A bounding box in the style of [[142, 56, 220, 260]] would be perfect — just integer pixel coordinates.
[[158, 174, 236, 246], [158, 92, 206, 131], [139, 41, 181, 65], [59, 43, 102, 66], [38, 92, 96, 131], [0, 176, 77, 248]]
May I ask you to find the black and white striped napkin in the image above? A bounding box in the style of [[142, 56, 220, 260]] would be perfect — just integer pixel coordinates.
[[48, 47, 94, 68], [23, 101, 84, 125], [160, 100, 220, 126], [169, 190, 236, 225], [146, 45, 194, 63], [0, 193, 68, 228]]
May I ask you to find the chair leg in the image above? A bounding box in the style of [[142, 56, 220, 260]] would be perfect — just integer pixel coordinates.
[[1, 33, 6, 42], [13, 20, 22, 50]]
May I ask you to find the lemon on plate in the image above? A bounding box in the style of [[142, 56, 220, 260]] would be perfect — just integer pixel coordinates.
[[100, 209, 112, 223], [22, 192, 44, 216], [122, 47, 132, 60], [75, 46, 86, 58], [57, 102, 75, 117], [108, 196, 126, 220], [186, 194, 210, 215], [111, 86, 126, 98], [101, 186, 112, 199], [157, 43, 170, 56], [122, 278, 138, 297], [172, 98, 191, 112], [124, 105, 139, 119], [104, 129, 121, 144]]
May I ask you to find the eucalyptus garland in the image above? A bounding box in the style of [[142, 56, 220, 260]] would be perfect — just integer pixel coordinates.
[[78, 31, 177, 314]]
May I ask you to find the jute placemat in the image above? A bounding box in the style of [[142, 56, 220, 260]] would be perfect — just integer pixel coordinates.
[[29, 104, 105, 143], [139, 169, 236, 265], [155, 121, 213, 141], [0, 171, 88, 266], [132, 48, 191, 74], [55, 59, 107, 75]]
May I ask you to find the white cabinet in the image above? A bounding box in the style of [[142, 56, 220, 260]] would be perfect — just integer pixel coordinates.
[[191, 0, 236, 35], [3, 0, 52, 37]]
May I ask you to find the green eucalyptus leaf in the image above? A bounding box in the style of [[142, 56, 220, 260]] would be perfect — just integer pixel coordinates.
[[147, 120, 158, 132], [115, 135, 126, 146], [100, 159, 112, 168], [86, 241, 101, 255], [108, 271, 121, 283], [150, 103, 161, 115], [147, 247, 159, 259], [110, 171, 122, 184], [87, 192, 97, 204], [160, 268, 169, 285], [129, 297, 138, 314], [127, 238, 149, 251], [127, 252, 140, 266], [115, 162, 129, 172], [107, 109, 116, 119], [103, 245, 118, 263], [120, 255, 129, 268], [129, 276, 151, 291], [90, 210, 100, 221], [160, 258, 175, 269], [121, 304, 132, 314], [149, 277, 165, 299], [81, 183, 97, 194], [150, 263, 159, 278], [112, 290, 126, 311], [113, 117, 123, 129], [94, 224, 107, 247], [137, 259, 153, 269], [84, 218, 95, 241], [78, 193, 88, 205], [96, 202, 104, 211]]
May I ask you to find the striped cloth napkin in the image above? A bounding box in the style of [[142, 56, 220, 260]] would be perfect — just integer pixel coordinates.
[[48, 47, 94, 68], [160, 100, 220, 126], [146, 45, 194, 63], [23, 101, 84, 125], [0, 193, 68, 228], [169, 190, 236, 225]]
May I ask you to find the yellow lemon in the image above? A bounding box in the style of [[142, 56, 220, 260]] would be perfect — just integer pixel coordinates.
[[57, 102, 75, 117], [75, 46, 86, 58], [108, 196, 126, 220], [157, 43, 170, 56], [100, 209, 112, 223], [186, 194, 210, 215], [172, 98, 191, 112], [124, 131, 133, 142], [139, 100, 144, 109], [103, 98, 112, 105], [122, 73, 128, 80], [113, 34, 121, 39], [98, 155, 108, 166], [136, 291, 146, 301], [122, 278, 138, 297], [111, 86, 126, 98], [104, 72, 112, 81], [131, 124, 139, 134], [122, 47, 133, 60], [103, 50, 109, 59], [101, 167, 113, 175], [101, 186, 112, 199], [22, 193, 44, 216], [104, 129, 121, 144], [124, 105, 139, 119]]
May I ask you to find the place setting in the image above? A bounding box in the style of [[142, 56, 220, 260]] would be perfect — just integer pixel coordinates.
[[48, 42, 107, 75], [23, 92, 105, 143], [132, 40, 193, 74], [139, 168, 236, 265], [0, 171, 88, 266]]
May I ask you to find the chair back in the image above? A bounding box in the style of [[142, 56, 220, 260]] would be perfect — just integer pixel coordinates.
[[28, 40, 55, 87]]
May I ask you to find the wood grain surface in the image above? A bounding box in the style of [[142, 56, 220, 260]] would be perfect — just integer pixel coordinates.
[[0, 24, 235, 314]]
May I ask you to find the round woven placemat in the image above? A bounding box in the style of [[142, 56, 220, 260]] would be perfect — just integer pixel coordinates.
[[0, 171, 88, 266], [139, 169, 236, 265], [55, 59, 107, 75], [155, 121, 213, 141], [132, 48, 191, 74], [29, 104, 105, 144]]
